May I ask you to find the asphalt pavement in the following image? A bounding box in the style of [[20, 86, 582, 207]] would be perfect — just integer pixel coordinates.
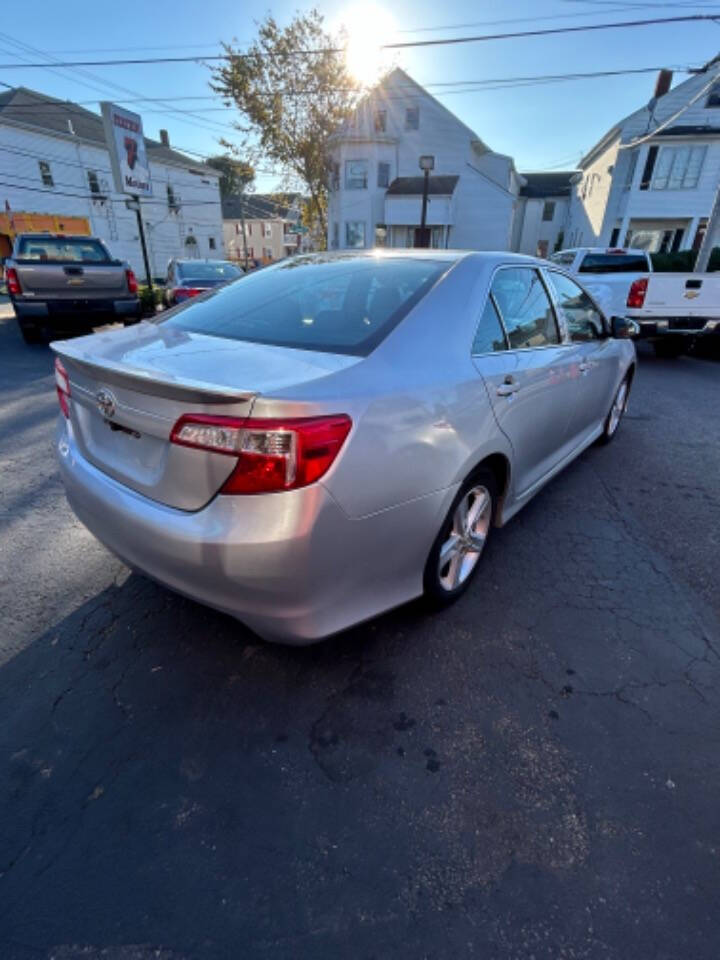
[[1, 305, 719, 960]]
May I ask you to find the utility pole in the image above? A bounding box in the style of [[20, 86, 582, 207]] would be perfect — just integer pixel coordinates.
[[239, 194, 250, 270], [416, 155, 435, 249], [694, 183, 720, 272], [127, 196, 153, 292]]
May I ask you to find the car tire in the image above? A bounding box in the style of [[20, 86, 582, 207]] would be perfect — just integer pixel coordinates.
[[423, 466, 497, 607], [19, 322, 44, 345], [653, 338, 684, 359], [598, 374, 630, 445]]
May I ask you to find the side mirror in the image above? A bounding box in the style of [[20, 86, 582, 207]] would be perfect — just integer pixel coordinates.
[[611, 316, 640, 339]]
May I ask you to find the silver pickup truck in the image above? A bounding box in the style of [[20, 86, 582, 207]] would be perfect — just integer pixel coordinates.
[[5, 233, 141, 344]]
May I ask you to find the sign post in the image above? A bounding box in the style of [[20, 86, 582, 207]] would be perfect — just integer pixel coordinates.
[[101, 102, 154, 290]]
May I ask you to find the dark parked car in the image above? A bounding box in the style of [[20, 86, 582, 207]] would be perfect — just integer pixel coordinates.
[[163, 259, 244, 307], [5, 233, 141, 343]]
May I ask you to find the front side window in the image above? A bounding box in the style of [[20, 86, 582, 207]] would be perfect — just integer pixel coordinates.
[[38, 161, 53, 187], [345, 221, 366, 248], [490, 268, 559, 350], [377, 162, 390, 188], [160, 255, 450, 357], [546, 271, 604, 342], [550, 251, 575, 267], [345, 159, 368, 189], [405, 107, 419, 130], [542, 201, 555, 222], [472, 297, 507, 354], [652, 145, 706, 190]]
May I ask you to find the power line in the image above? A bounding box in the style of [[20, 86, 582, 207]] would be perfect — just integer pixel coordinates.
[[0, 14, 716, 68]]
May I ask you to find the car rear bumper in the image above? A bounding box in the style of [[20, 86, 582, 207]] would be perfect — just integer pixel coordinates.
[[56, 417, 453, 643], [13, 297, 141, 324], [637, 318, 720, 337]]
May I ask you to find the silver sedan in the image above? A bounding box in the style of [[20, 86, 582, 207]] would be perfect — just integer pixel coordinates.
[[52, 251, 636, 643]]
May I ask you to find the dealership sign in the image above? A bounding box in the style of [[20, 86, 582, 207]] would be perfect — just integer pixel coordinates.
[[100, 102, 153, 198]]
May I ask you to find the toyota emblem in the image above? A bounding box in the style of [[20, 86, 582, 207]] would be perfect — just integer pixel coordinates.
[[96, 388, 117, 419]]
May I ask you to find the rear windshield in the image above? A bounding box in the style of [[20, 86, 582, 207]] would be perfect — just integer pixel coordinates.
[[177, 261, 243, 281], [160, 255, 449, 356], [16, 236, 112, 264], [578, 253, 648, 274]]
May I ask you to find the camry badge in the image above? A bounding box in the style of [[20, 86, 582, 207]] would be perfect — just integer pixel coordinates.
[[96, 388, 117, 419]]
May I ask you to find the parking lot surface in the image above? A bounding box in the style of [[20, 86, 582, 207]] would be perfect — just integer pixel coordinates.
[[1, 307, 719, 960]]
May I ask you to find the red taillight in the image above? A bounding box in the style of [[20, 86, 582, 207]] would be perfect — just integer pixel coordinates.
[[126, 268, 138, 294], [169, 413, 352, 494], [173, 287, 204, 301], [627, 277, 648, 309], [6, 267, 21, 296], [54, 356, 71, 418]]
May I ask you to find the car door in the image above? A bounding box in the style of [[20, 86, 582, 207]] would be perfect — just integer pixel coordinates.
[[471, 265, 581, 498], [543, 269, 617, 445]]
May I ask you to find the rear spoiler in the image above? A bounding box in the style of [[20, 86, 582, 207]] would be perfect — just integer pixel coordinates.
[[50, 342, 256, 406]]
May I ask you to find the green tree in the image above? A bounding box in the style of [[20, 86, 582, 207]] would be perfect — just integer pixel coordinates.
[[206, 155, 255, 197], [211, 10, 359, 242]]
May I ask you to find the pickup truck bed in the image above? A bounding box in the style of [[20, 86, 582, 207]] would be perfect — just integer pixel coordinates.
[[6, 233, 141, 344]]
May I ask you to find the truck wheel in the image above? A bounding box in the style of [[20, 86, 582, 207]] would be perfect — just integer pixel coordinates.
[[653, 338, 684, 359], [19, 323, 44, 345]]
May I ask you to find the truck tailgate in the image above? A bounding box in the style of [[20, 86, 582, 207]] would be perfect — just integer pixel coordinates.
[[642, 274, 720, 317], [15, 262, 128, 300]]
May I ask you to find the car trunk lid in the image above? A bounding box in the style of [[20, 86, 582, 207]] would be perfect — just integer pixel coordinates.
[[52, 322, 359, 510]]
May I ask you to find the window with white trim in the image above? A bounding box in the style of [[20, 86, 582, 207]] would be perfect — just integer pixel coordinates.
[[345, 221, 365, 248], [345, 160, 368, 189], [651, 145, 707, 190]]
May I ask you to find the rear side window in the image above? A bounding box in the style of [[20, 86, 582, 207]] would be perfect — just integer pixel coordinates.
[[160, 255, 449, 356], [490, 268, 559, 350], [16, 237, 111, 264], [578, 253, 648, 274]]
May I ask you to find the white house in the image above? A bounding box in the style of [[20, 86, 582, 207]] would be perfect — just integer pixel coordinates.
[[566, 60, 720, 253], [0, 87, 223, 277], [327, 68, 523, 251], [511, 171, 576, 257]]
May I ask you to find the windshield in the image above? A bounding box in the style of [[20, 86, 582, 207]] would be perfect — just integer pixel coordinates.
[[16, 236, 112, 264], [177, 261, 243, 282], [578, 253, 648, 274], [160, 254, 449, 356]]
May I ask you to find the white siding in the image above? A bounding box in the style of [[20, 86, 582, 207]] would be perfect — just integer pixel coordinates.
[[327, 70, 519, 251], [0, 122, 223, 277], [566, 67, 720, 250]]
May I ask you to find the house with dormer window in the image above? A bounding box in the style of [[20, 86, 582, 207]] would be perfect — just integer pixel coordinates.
[[327, 68, 523, 251], [566, 58, 720, 254]]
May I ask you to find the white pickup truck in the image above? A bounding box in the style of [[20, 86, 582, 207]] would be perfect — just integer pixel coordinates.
[[550, 247, 720, 358]]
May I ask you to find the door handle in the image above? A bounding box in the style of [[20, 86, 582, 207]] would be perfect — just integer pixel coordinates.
[[496, 377, 520, 397], [578, 360, 590, 373]]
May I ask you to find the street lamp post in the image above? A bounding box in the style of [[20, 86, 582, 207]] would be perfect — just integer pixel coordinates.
[[417, 155, 435, 248]]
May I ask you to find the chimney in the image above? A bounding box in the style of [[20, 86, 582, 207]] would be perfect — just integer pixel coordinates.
[[159, 129, 170, 147], [654, 69, 673, 99]]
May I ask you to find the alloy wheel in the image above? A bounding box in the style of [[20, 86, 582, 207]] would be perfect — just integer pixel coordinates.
[[438, 484, 492, 591]]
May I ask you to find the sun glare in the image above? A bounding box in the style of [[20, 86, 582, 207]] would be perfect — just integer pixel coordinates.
[[337, 3, 397, 87]]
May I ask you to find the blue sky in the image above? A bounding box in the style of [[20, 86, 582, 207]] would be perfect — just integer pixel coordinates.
[[2, 0, 720, 190]]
